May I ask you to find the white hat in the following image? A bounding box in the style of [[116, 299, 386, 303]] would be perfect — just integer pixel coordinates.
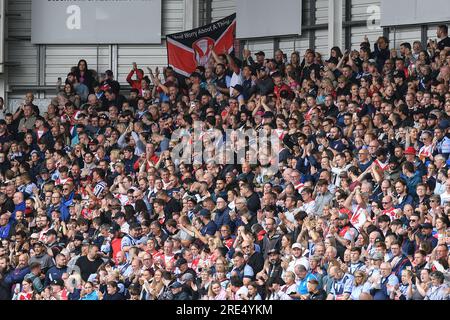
[[291, 243, 303, 250]]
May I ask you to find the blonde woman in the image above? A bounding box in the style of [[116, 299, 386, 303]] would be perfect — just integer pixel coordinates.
[[208, 280, 227, 300], [142, 269, 165, 300], [350, 270, 371, 300]]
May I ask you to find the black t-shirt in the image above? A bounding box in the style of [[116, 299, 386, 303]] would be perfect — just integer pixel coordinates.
[[247, 251, 265, 275], [75, 255, 104, 282], [438, 36, 450, 50], [246, 192, 261, 215]]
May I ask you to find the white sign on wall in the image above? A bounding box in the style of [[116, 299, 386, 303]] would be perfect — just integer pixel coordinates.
[[31, 0, 162, 44]]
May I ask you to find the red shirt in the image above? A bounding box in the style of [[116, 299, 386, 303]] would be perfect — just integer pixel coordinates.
[[111, 238, 122, 260], [126, 69, 144, 90]]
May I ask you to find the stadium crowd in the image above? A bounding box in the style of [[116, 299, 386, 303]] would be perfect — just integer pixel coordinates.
[[0, 24, 450, 301]]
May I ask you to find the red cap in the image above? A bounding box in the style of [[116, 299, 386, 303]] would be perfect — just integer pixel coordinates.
[[404, 146, 416, 155]]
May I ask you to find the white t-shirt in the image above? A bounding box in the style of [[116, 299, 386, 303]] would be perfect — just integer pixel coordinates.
[[229, 71, 243, 96], [440, 192, 450, 206], [234, 286, 249, 300]]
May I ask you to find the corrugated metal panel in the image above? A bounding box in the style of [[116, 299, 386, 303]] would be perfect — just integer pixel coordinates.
[[45, 46, 110, 85], [389, 27, 422, 49], [315, 0, 329, 24], [117, 0, 185, 85], [7, 0, 38, 85], [245, 39, 275, 59], [315, 29, 329, 57], [211, 0, 236, 22], [279, 36, 311, 56], [162, 0, 185, 36], [351, 0, 383, 50], [427, 25, 440, 42], [314, 0, 329, 57]]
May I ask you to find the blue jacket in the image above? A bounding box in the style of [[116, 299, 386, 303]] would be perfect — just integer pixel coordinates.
[[5, 266, 30, 286], [47, 203, 70, 222], [45, 266, 68, 287], [214, 208, 231, 229]]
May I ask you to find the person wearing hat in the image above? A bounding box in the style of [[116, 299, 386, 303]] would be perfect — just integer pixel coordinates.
[[287, 243, 309, 273], [170, 281, 191, 300], [333, 213, 358, 248], [29, 241, 54, 273], [49, 277, 69, 300], [257, 248, 283, 285], [175, 257, 196, 281], [419, 223, 438, 249]]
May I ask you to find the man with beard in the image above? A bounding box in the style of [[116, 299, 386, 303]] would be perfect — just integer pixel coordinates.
[[45, 253, 68, 286], [29, 241, 54, 273]]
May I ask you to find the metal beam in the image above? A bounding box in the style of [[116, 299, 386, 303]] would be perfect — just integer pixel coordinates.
[[421, 25, 428, 49], [308, 0, 316, 50], [328, 0, 343, 53], [205, 0, 212, 25], [344, 0, 352, 50]]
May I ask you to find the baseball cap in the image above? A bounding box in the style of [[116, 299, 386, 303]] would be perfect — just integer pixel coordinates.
[[99, 114, 109, 120], [231, 84, 244, 93], [370, 252, 384, 261], [420, 223, 433, 229], [51, 278, 65, 287], [170, 281, 183, 289], [30, 233, 39, 240], [291, 243, 303, 250], [40, 168, 49, 174], [255, 51, 265, 56], [175, 258, 188, 268], [316, 131, 327, 139], [180, 273, 194, 283], [33, 241, 44, 247], [109, 223, 121, 233], [404, 146, 416, 155], [268, 248, 280, 255]]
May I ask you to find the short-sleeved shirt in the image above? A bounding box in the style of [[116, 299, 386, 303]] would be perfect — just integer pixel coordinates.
[[201, 221, 217, 236], [330, 273, 354, 299]]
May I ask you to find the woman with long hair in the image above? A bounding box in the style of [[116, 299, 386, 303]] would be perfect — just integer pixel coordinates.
[[350, 270, 371, 300], [207, 280, 227, 300], [74, 59, 95, 93], [145, 269, 165, 300], [13, 278, 35, 300]]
